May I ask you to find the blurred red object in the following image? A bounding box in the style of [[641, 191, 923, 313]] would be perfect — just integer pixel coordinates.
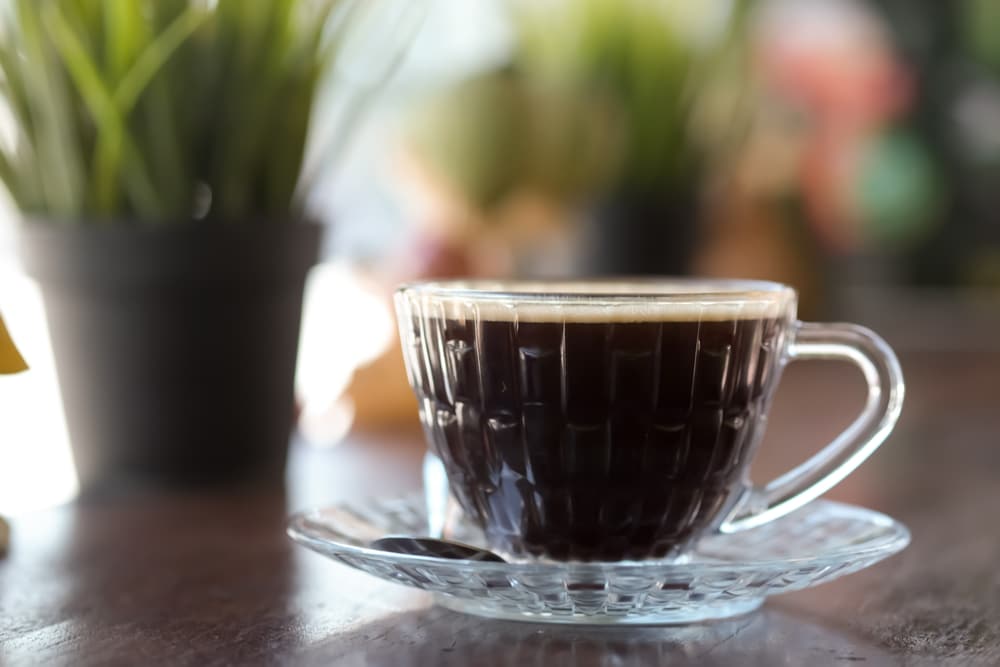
[[756, 0, 914, 252]]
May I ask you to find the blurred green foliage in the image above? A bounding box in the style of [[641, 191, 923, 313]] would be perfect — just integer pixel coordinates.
[[856, 130, 942, 246], [515, 0, 747, 193], [0, 0, 358, 223], [408, 0, 751, 211], [408, 68, 620, 209], [869, 0, 1000, 285], [962, 0, 1000, 76]]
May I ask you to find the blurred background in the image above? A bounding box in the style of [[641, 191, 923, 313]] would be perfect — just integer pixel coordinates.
[[2, 0, 999, 514]]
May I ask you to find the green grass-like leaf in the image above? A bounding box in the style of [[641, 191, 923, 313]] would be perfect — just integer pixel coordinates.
[[508, 0, 750, 198], [0, 0, 400, 224]]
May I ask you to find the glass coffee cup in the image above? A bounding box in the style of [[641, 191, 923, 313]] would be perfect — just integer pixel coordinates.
[[395, 280, 904, 562]]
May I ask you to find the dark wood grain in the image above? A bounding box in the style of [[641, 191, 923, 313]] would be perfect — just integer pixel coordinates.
[[1, 349, 998, 666]]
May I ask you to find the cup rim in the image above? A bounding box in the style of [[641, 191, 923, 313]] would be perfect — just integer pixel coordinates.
[[396, 278, 796, 304]]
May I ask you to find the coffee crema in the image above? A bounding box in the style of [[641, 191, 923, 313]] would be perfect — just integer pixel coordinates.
[[406, 302, 790, 561]]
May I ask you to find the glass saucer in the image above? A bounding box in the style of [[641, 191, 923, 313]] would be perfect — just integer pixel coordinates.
[[287, 496, 909, 625]]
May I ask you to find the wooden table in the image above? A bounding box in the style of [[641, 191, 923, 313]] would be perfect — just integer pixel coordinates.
[[2, 349, 998, 666]]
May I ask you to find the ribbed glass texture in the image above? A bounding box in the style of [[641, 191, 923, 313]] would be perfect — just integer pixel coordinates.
[[395, 284, 794, 561], [288, 495, 909, 624]]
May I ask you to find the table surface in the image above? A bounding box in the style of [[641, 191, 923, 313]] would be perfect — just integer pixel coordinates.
[[2, 349, 998, 666]]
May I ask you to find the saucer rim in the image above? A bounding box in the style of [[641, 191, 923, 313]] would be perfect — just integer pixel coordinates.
[[287, 497, 911, 574]]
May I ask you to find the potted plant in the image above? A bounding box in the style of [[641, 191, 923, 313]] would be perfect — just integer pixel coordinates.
[[406, 0, 752, 275], [0, 0, 389, 493]]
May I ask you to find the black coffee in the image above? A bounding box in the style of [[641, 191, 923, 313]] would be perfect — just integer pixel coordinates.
[[409, 313, 786, 561]]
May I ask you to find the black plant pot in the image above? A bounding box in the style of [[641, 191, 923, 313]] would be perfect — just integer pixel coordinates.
[[583, 192, 699, 276], [19, 220, 321, 495]]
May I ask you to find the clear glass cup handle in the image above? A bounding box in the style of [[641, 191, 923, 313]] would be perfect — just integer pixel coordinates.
[[720, 321, 905, 533]]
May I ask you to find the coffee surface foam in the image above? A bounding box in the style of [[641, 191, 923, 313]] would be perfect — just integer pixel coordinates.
[[403, 281, 796, 323]]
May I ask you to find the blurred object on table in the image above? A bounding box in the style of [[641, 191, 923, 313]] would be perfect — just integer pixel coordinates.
[[717, 0, 1000, 298], [0, 314, 26, 375], [1, 310, 29, 549], [0, 269, 78, 515], [297, 264, 414, 441], [695, 0, 925, 317]]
